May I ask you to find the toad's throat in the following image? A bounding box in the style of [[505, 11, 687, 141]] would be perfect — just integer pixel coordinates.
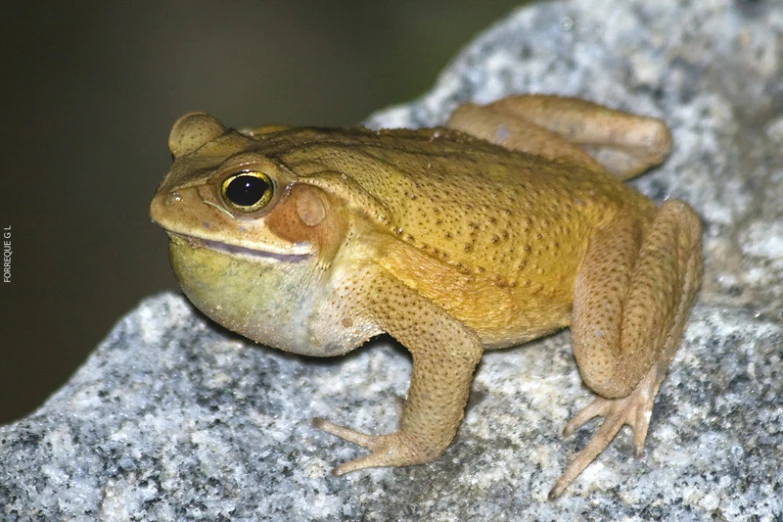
[[168, 232, 312, 262]]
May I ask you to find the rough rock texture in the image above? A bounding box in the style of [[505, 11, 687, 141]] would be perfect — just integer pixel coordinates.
[[2, 0, 782, 520]]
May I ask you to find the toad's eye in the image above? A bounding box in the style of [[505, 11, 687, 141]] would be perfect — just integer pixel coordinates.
[[221, 171, 274, 212]]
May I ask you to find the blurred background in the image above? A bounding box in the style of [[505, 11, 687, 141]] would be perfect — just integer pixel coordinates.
[[0, 1, 528, 424]]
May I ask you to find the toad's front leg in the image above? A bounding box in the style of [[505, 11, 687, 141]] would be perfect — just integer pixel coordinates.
[[314, 270, 483, 473]]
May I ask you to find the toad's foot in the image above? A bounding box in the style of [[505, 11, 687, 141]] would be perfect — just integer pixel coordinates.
[[313, 418, 440, 474], [548, 365, 661, 500]]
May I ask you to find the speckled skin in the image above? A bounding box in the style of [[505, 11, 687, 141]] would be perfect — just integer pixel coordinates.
[[150, 95, 702, 498]]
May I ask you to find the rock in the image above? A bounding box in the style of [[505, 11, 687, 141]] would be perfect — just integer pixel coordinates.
[[2, 0, 782, 519]]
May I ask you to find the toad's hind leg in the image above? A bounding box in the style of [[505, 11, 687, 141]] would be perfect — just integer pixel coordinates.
[[447, 94, 672, 180], [549, 200, 702, 499]]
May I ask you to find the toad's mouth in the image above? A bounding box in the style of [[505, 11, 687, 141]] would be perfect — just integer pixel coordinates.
[[168, 232, 312, 262]]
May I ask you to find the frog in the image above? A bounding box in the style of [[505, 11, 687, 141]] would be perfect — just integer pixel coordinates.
[[150, 94, 702, 499]]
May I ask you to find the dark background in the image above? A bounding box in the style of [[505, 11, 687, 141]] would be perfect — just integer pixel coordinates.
[[0, 2, 526, 424]]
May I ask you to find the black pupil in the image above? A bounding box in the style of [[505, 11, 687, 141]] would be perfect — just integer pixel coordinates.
[[225, 174, 269, 207]]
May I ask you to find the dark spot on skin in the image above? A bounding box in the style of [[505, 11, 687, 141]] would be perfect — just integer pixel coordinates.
[[202, 222, 211, 229]]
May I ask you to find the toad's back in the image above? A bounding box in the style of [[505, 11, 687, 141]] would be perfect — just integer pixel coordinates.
[[248, 126, 656, 344]]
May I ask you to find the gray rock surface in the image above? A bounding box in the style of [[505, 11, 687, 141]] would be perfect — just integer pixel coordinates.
[[3, 0, 782, 520]]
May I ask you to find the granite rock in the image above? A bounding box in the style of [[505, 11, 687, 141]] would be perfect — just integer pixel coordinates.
[[2, 0, 782, 520]]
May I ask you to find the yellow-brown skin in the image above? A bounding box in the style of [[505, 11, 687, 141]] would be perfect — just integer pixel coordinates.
[[150, 95, 702, 498]]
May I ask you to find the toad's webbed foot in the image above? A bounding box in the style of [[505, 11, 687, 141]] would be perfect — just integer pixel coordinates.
[[313, 417, 440, 473], [548, 365, 659, 500]]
